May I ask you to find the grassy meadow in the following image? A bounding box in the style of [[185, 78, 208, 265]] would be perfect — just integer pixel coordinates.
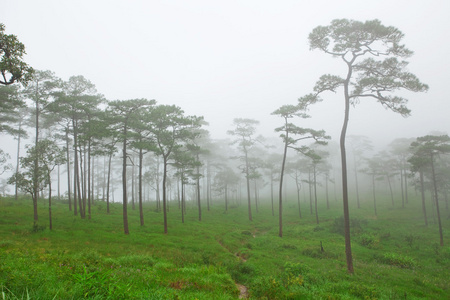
[[0, 194, 449, 299]]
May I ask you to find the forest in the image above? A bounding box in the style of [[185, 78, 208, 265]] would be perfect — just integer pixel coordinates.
[[1, 17, 449, 299]]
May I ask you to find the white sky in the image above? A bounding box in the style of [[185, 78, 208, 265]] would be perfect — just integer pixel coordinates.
[[2, 0, 450, 148]]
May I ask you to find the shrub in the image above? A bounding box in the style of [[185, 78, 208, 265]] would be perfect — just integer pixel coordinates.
[[358, 233, 378, 248], [376, 253, 417, 269]]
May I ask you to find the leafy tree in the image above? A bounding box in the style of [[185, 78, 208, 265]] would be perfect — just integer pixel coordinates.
[[8, 143, 48, 223], [0, 85, 26, 136], [0, 149, 12, 175], [347, 135, 373, 208], [172, 146, 198, 223], [128, 105, 157, 226], [389, 138, 415, 207], [149, 104, 203, 234], [272, 102, 329, 237], [213, 165, 240, 211], [23, 70, 60, 214], [49, 75, 102, 218], [38, 139, 66, 230], [409, 135, 450, 246], [227, 118, 260, 222], [307, 19, 429, 273], [107, 99, 156, 234], [0, 23, 34, 85], [362, 154, 385, 217]]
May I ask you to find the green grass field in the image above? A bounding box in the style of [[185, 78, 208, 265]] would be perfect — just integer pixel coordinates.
[[0, 194, 449, 299]]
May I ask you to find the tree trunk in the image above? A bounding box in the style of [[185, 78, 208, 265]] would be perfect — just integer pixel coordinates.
[[372, 174, 377, 216], [296, 180, 301, 219], [139, 148, 144, 226], [15, 118, 22, 201], [197, 157, 201, 221], [244, 149, 252, 222], [419, 171, 428, 226], [33, 87, 39, 223], [340, 60, 354, 274], [430, 153, 444, 246], [314, 166, 319, 224], [65, 128, 72, 212], [48, 174, 52, 230], [278, 125, 288, 237], [106, 151, 113, 214], [87, 140, 91, 220], [163, 155, 169, 234], [122, 125, 129, 235]]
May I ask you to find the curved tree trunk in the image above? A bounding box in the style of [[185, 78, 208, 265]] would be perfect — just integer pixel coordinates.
[[341, 60, 354, 274]]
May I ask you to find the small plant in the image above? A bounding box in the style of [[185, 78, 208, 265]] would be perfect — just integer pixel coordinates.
[[30, 223, 46, 233], [404, 234, 416, 248], [376, 253, 417, 269], [358, 233, 378, 248]]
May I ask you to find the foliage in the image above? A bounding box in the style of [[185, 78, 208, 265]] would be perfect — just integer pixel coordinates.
[[375, 253, 417, 269], [0, 23, 34, 86]]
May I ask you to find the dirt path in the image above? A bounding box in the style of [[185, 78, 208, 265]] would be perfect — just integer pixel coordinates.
[[216, 238, 249, 299]]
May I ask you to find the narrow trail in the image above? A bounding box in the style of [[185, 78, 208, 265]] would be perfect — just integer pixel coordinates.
[[216, 237, 251, 299]]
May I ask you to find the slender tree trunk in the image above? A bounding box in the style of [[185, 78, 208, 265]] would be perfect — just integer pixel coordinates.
[[197, 157, 201, 221], [87, 140, 91, 220], [244, 149, 252, 222], [163, 155, 168, 234], [354, 160, 360, 209], [139, 148, 144, 226], [314, 166, 319, 224], [73, 120, 84, 218], [419, 171, 428, 226], [400, 170, 405, 208], [404, 168, 409, 204], [372, 174, 377, 216], [106, 151, 113, 214], [325, 173, 330, 210], [271, 176, 274, 216], [15, 118, 22, 201], [33, 88, 39, 223], [181, 180, 185, 223], [207, 162, 211, 211], [278, 126, 288, 237], [309, 172, 313, 215], [156, 157, 161, 212], [48, 174, 52, 230], [341, 61, 354, 274], [225, 184, 228, 211], [122, 125, 129, 235], [132, 157, 135, 210], [387, 175, 394, 206], [430, 153, 444, 246], [296, 180, 302, 219], [57, 164, 61, 201], [65, 128, 72, 212]]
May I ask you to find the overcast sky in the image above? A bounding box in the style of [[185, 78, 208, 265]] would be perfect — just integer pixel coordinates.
[[2, 0, 450, 149]]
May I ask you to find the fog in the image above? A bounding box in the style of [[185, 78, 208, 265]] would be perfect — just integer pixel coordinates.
[[1, 1, 450, 200], [2, 0, 449, 146]]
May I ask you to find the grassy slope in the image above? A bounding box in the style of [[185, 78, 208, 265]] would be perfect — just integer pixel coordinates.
[[0, 195, 449, 299]]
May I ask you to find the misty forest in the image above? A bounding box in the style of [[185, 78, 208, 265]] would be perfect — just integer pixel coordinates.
[[1, 18, 449, 299]]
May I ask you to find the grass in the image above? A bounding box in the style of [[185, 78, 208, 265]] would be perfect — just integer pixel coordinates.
[[0, 194, 449, 299]]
